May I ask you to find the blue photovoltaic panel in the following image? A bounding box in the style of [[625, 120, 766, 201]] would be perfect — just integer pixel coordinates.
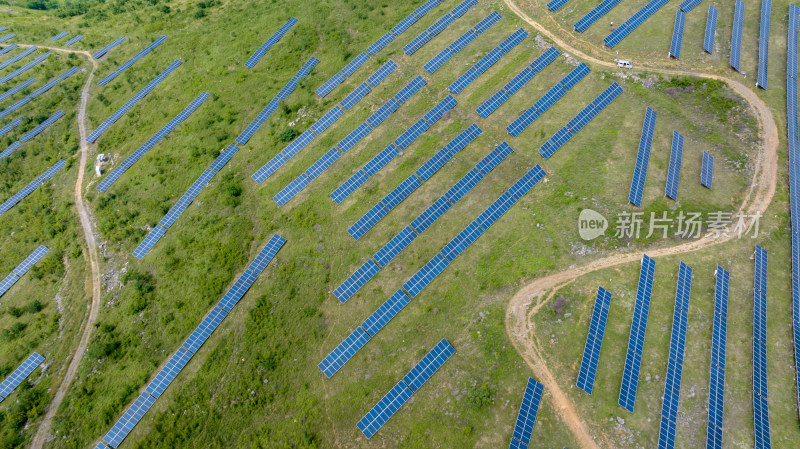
[[333, 259, 380, 303], [337, 123, 372, 153], [159, 196, 192, 229], [669, 10, 686, 59], [499, 28, 529, 53], [731, 0, 745, 71], [92, 37, 125, 59], [413, 194, 453, 232], [701, 151, 714, 189], [97, 36, 167, 86], [340, 83, 372, 111], [0, 141, 21, 159], [248, 234, 286, 274], [664, 131, 684, 200], [13, 245, 48, 276], [209, 143, 241, 174], [59, 66, 80, 80], [87, 60, 183, 143], [0, 43, 17, 56], [361, 289, 412, 337], [657, 262, 693, 449], [706, 266, 729, 449], [475, 10, 502, 34], [424, 95, 457, 125], [94, 443, 109, 449], [704, 6, 718, 54], [217, 271, 255, 312], [0, 34, 13, 43], [347, 203, 389, 240], [367, 60, 397, 88], [0, 159, 65, 217], [183, 307, 227, 354], [331, 171, 368, 204], [413, 0, 440, 20], [443, 169, 482, 204], [65, 35, 84, 46], [603, 0, 670, 48], [508, 377, 545, 447], [0, 117, 22, 136], [0, 273, 19, 297], [367, 99, 399, 128], [366, 32, 396, 56], [576, 287, 613, 395], [19, 109, 64, 142], [0, 52, 50, 84], [318, 326, 371, 378], [0, 46, 37, 71], [374, 226, 418, 267], [132, 225, 167, 259], [404, 31, 432, 56], [342, 52, 369, 78], [403, 253, 449, 297], [559, 63, 590, 90], [628, 107, 657, 207], [394, 76, 427, 104], [245, 17, 297, 69], [0, 77, 35, 103], [145, 347, 193, 398], [618, 254, 656, 413], [0, 353, 45, 400], [315, 72, 346, 98], [547, 0, 572, 11], [312, 105, 345, 135], [679, 0, 702, 12], [507, 107, 540, 137], [392, 14, 420, 37], [477, 89, 509, 118], [449, 28, 526, 95], [305, 148, 341, 180], [383, 175, 423, 209], [453, 0, 478, 17], [395, 119, 430, 150], [357, 381, 413, 439], [441, 220, 484, 262], [402, 339, 455, 392], [273, 175, 311, 206], [756, 0, 771, 89], [102, 392, 156, 448]]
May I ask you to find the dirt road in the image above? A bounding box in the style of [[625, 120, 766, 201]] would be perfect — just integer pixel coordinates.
[[502, 1, 780, 448], [16, 44, 104, 449]]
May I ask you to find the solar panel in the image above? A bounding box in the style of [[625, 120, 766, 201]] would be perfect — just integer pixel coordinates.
[[132, 225, 167, 259], [0, 43, 17, 56], [669, 10, 686, 59], [374, 226, 419, 267], [576, 286, 613, 395], [341, 52, 369, 78], [0, 353, 45, 400], [425, 47, 455, 74], [102, 392, 156, 447], [347, 203, 389, 240], [402, 338, 454, 392], [13, 245, 49, 276], [706, 266, 729, 449], [403, 253, 450, 297], [424, 95, 457, 126], [337, 123, 372, 153], [449, 28, 526, 95], [92, 37, 125, 59], [361, 289, 412, 338], [0, 34, 14, 43], [404, 31, 432, 56], [383, 175, 423, 209], [756, 0, 771, 89], [19, 109, 64, 142], [340, 83, 372, 111], [0, 159, 65, 217], [87, 60, 183, 143], [411, 195, 451, 232], [704, 6, 718, 54], [0, 272, 19, 297], [618, 254, 656, 412], [97, 35, 167, 86], [731, 0, 745, 71], [333, 260, 380, 303], [392, 14, 420, 37], [664, 131, 684, 200], [656, 262, 693, 449], [753, 245, 771, 449], [395, 118, 431, 150], [603, 0, 670, 48], [452, 0, 478, 17], [628, 107, 657, 207], [560, 63, 591, 90], [477, 89, 510, 118], [273, 175, 310, 206], [330, 144, 399, 203], [0, 141, 21, 158], [366, 32, 396, 56], [183, 306, 227, 353], [145, 347, 193, 398], [59, 66, 80, 80], [0, 52, 50, 84], [0, 117, 22, 136], [499, 28, 529, 53], [441, 221, 484, 262], [94, 443, 109, 449], [65, 35, 84, 46], [357, 381, 413, 439], [679, 0, 703, 12], [318, 326, 371, 378], [367, 99, 399, 128], [367, 60, 398, 88], [701, 151, 714, 189], [508, 377, 545, 447], [244, 17, 297, 68], [394, 76, 427, 104], [0, 46, 37, 71], [315, 72, 346, 98], [312, 105, 345, 135], [547, 0, 572, 12], [365, 145, 401, 177], [475, 10, 502, 34], [424, 10, 499, 74]]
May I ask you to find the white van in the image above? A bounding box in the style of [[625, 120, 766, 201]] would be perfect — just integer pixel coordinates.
[[615, 59, 632, 69]]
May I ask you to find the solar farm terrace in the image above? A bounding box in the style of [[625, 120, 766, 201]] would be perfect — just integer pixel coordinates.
[[0, 0, 798, 448]]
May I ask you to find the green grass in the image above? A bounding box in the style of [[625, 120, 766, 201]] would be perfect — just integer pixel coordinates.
[[0, 0, 794, 448]]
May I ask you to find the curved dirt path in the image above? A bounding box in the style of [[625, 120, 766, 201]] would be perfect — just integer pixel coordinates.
[[502, 1, 780, 448], [16, 44, 104, 449]]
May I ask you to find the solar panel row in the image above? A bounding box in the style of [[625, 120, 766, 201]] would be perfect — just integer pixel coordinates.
[[50, 31, 68, 41], [59, 66, 80, 80], [357, 339, 454, 438], [507, 63, 590, 137], [507, 377, 545, 448], [332, 141, 512, 303], [320, 164, 546, 377], [346, 120, 476, 241], [669, 10, 686, 59], [0, 52, 50, 84], [664, 131, 684, 200], [98, 35, 168, 86], [273, 75, 424, 207], [603, 0, 669, 48], [731, 0, 745, 71], [576, 287, 612, 395], [317, 0, 443, 97], [752, 245, 771, 449], [618, 254, 656, 413], [547, 0, 571, 12], [97, 91, 210, 192], [449, 28, 528, 95], [245, 17, 297, 69], [704, 6, 719, 54], [476, 47, 560, 118], [0, 159, 65, 217], [628, 107, 657, 207], [706, 266, 729, 449], [0, 117, 21, 137], [657, 261, 693, 449], [19, 109, 64, 142], [87, 59, 183, 143], [65, 35, 84, 46], [756, 0, 771, 89], [0, 46, 36, 71], [0, 43, 16, 56], [0, 76, 69, 121], [425, 11, 502, 74], [0, 33, 14, 43], [0, 353, 45, 401], [102, 235, 285, 448], [92, 37, 126, 59], [0, 77, 35, 105], [701, 150, 714, 189], [404, 0, 476, 55], [679, 0, 703, 12], [0, 245, 48, 297]]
